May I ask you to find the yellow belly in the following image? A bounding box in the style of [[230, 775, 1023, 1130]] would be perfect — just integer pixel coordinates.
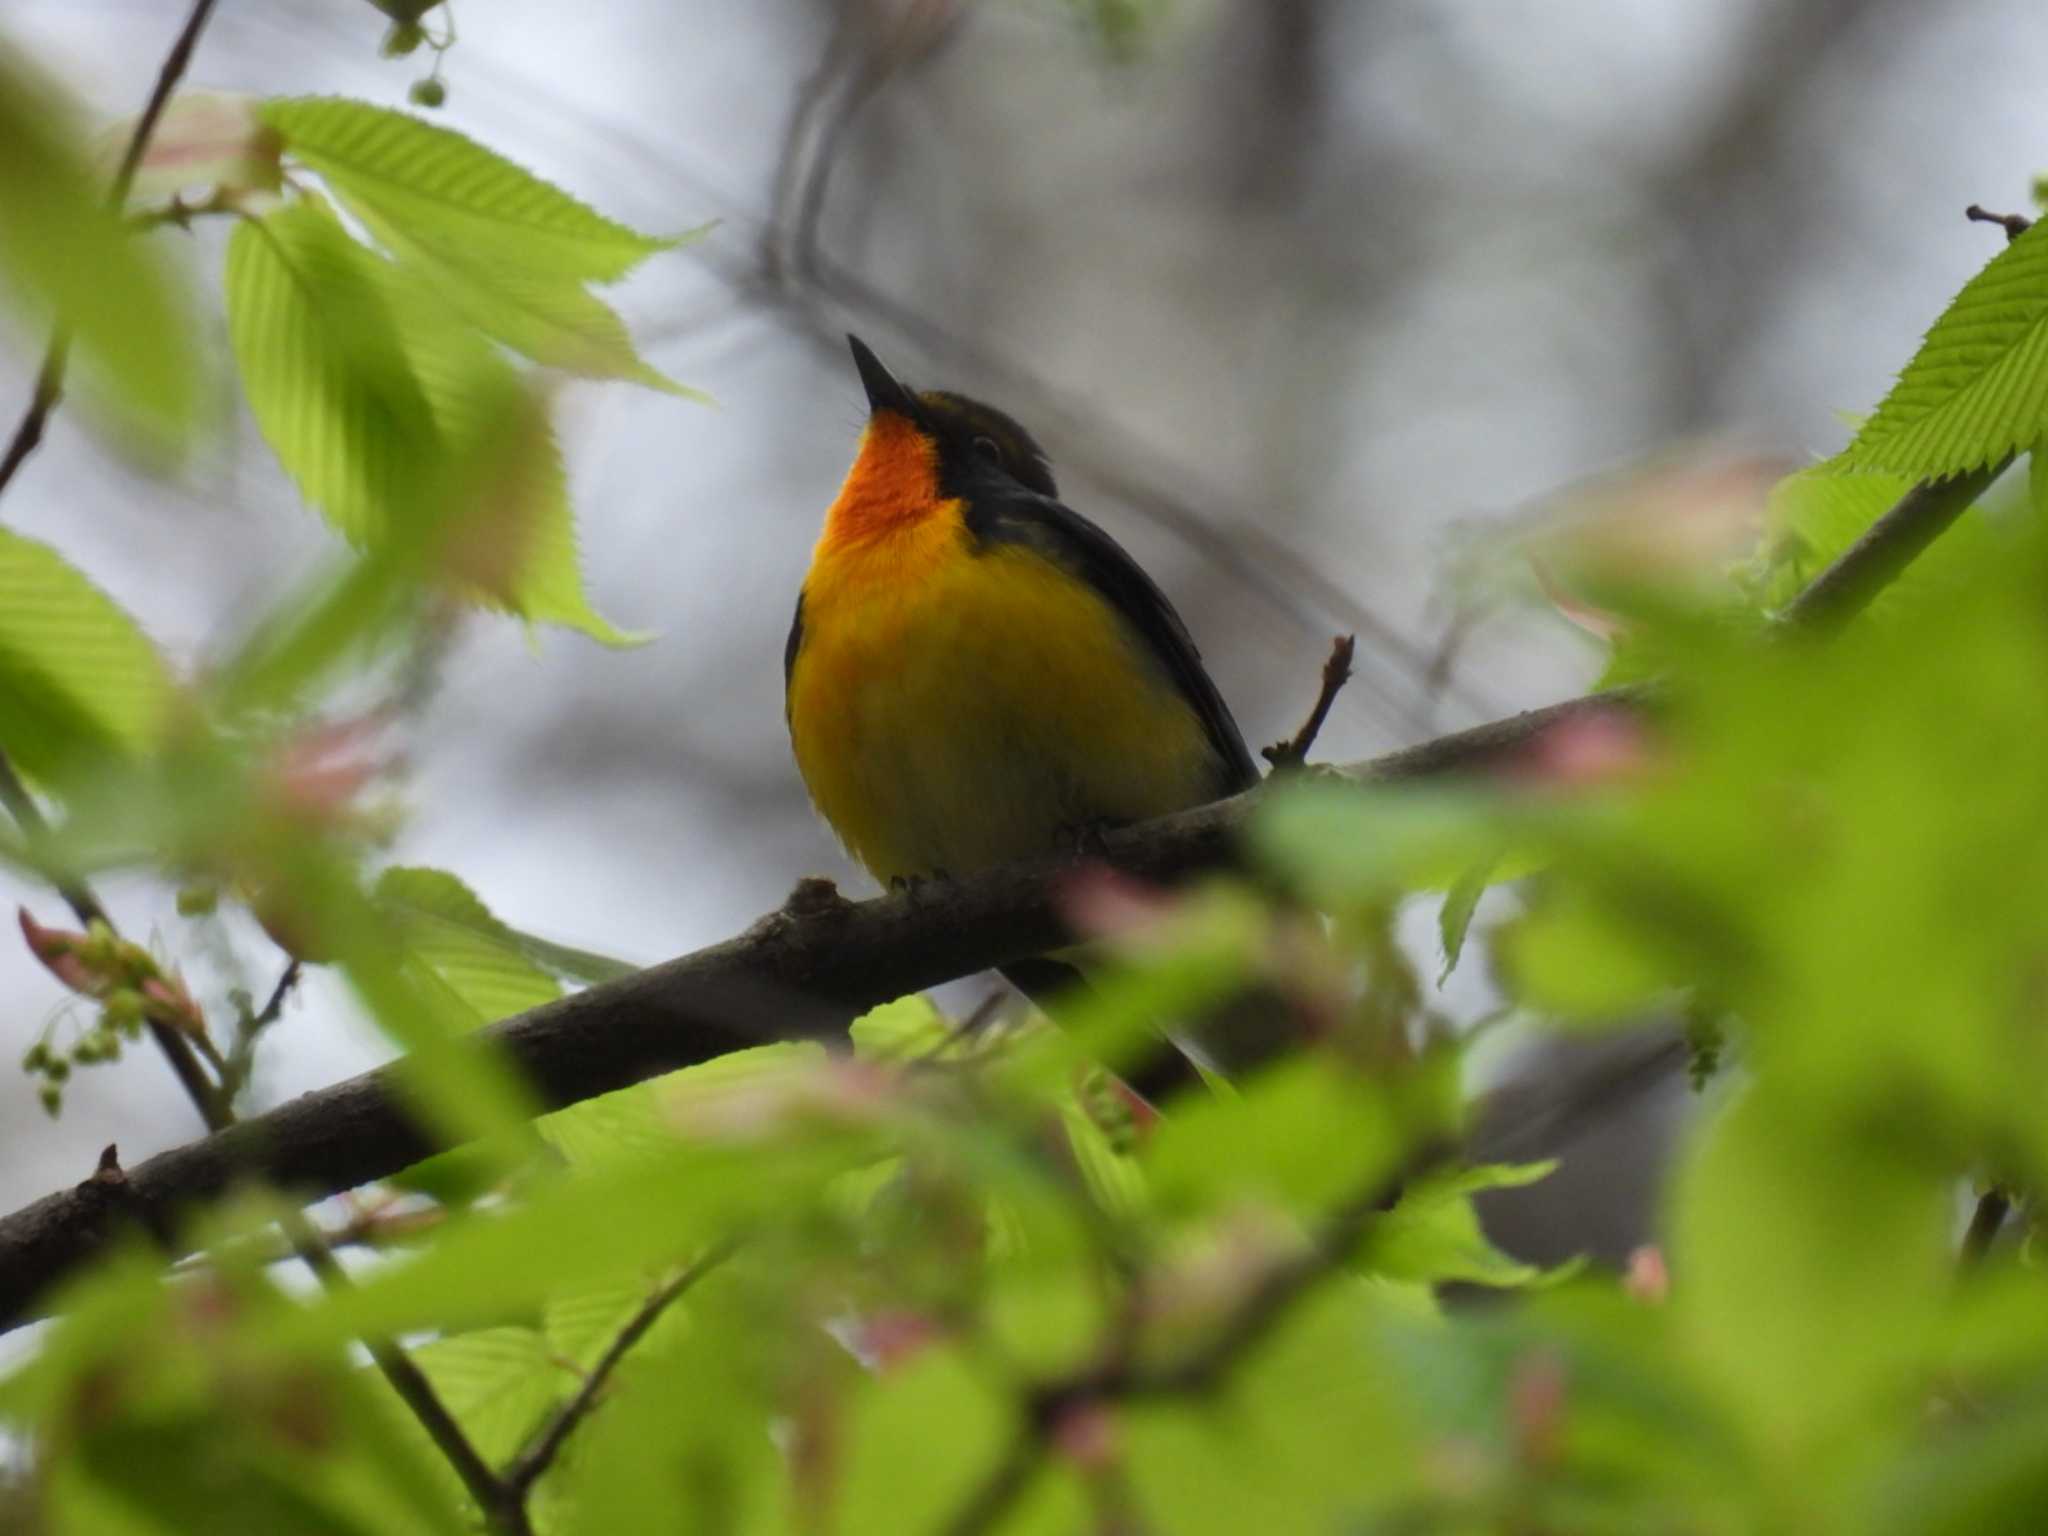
[[788, 515, 1219, 885]]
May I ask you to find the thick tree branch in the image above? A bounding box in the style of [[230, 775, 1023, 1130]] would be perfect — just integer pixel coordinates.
[[0, 705, 1577, 1333], [0, 457, 2007, 1331]]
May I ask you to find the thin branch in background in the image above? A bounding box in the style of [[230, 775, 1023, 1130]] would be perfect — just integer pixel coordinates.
[[498, 1243, 736, 1518], [285, 1211, 520, 1534], [1964, 204, 2034, 242], [0, 0, 222, 503], [941, 1140, 1451, 1535], [1262, 633, 1356, 770], [219, 958, 303, 1105], [0, 748, 227, 1131]]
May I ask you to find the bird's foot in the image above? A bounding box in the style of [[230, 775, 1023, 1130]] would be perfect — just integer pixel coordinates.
[[888, 869, 953, 902], [1056, 818, 1123, 861]]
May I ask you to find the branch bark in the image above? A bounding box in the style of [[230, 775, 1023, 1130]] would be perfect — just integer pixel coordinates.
[[0, 459, 2006, 1332]]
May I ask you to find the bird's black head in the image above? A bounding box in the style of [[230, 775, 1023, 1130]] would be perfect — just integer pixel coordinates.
[[847, 334, 1058, 499]]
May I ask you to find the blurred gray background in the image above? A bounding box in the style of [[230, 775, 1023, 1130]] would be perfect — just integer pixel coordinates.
[[1, 0, 2040, 1256]]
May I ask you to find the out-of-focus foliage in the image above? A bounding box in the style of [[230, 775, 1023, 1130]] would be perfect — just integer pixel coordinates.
[[5, 11, 2048, 1536], [0, 43, 199, 450]]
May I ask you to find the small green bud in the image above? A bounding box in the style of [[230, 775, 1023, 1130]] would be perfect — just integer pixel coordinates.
[[382, 21, 425, 57], [409, 77, 447, 108], [21, 1042, 48, 1072], [104, 989, 145, 1029], [39, 1085, 61, 1117], [176, 883, 220, 918], [82, 920, 118, 969]]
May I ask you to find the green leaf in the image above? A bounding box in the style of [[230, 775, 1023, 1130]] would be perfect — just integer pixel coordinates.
[[849, 994, 955, 1061], [374, 865, 562, 1025], [357, 223, 699, 394], [1763, 461, 1917, 588], [1366, 1162, 1562, 1290], [259, 97, 676, 284], [225, 200, 441, 547], [401, 1327, 566, 1465], [1437, 853, 1498, 984], [1496, 883, 1680, 1024], [833, 1347, 1019, 1534], [1672, 1087, 1949, 1455], [0, 46, 198, 447], [225, 199, 641, 644], [0, 528, 173, 779], [1846, 217, 2048, 477]]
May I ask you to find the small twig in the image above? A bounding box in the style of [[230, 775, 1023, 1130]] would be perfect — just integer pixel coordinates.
[[285, 1211, 522, 1533], [0, 749, 227, 1131], [939, 1139, 1450, 1535], [1965, 204, 2033, 244], [498, 1243, 736, 1515], [1777, 464, 2007, 635], [0, 0, 221, 503], [219, 958, 304, 1105], [1262, 634, 1357, 771], [1961, 1188, 2012, 1268]]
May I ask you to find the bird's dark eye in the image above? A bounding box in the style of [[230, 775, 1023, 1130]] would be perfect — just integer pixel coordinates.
[[971, 435, 1003, 464]]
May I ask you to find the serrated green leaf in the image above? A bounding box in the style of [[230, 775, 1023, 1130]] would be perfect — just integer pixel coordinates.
[[0, 528, 173, 779], [375, 865, 562, 1025], [259, 97, 676, 284], [1755, 460, 1918, 609], [225, 200, 440, 545], [0, 46, 198, 448], [400, 1327, 567, 1465], [226, 199, 640, 645], [355, 213, 701, 394], [1847, 219, 2048, 476]]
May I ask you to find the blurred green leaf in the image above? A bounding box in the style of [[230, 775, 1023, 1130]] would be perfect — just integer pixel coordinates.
[[375, 865, 562, 1025], [0, 527, 173, 780], [1496, 883, 1680, 1023], [0, 46, 198, 448], [833, 1347, 1018, 1534], [1437, 853, 1498, 984], [1367, 1162, 1562, 1290], [1673, 1087, 1949, 1458]]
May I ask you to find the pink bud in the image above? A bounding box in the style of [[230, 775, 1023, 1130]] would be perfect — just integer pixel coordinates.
[[140, 973, 206, 1038], [1624, 1245, 1669, 1304], [1510, 707, 1656, 791], [19, 909, 99, 995]]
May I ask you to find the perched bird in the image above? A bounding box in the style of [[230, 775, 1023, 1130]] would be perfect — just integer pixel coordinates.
[[785, 336, 1258, 1029]]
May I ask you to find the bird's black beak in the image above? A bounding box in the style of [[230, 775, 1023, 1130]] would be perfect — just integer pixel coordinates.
[[848, 334, 922, 421]]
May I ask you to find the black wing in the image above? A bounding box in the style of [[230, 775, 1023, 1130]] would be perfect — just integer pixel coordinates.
[[964, 490, 1259, 794], [782, 589, 805, 721]]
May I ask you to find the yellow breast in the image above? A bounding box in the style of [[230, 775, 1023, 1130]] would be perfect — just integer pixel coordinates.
[[787, 503, 1218, 885]]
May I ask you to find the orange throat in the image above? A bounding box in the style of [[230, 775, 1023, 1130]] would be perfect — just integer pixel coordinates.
[[818, 411, 942, 551]]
